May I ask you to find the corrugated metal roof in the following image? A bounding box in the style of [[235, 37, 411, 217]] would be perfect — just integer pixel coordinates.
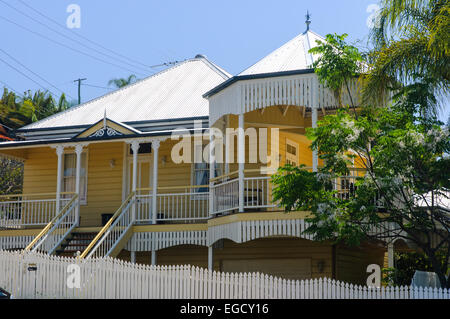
[[21, 57, 231, 130], [239, 30, 325, 76]]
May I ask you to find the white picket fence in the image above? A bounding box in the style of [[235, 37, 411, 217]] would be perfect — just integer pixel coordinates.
[[0, 250, 448, 299]]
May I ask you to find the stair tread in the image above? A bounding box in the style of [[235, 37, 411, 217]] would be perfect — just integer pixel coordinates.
[[55, 231, 98, 256], [61, 243, 89, 247]]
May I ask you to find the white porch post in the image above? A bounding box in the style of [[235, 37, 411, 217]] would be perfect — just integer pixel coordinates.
[[131, 141, 140, 192], [74, 144, 83, 226], [151, 140, 160, 224], [131, 141, 140, 221], [312, 77, 319, 172], [55, 145, 64, 214], [238, 113, 245, 212], [151, 250, 157, 266], [208, 246, 213, 271], [209, 129, 215, 215], [130, 251, 136, 264], [223, 118, 230, 175], [388, 242, 395, 268]]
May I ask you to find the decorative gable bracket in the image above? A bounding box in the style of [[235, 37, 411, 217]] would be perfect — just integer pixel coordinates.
[[89, 126, 123, 138], [74, 115, 141, 140]]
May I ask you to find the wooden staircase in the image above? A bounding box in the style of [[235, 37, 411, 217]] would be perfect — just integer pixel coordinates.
[[56, 232, 97, 256]]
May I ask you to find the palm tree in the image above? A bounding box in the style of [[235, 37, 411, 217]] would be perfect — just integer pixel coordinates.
[[364, 0, 449, 111], [107, 74, 137, 89]]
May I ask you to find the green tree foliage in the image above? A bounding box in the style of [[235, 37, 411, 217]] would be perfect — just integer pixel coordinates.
[[107, 74, 137, 89], [383, 250, 448, 286], [272, 32, 450, 287], [0, 88, 70, 129], [309, 33, 363, 108], [0, 158, 23, 195]]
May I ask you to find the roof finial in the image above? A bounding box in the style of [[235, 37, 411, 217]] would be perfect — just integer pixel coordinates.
[[103, 109, 107, 129], [305, 11, 311, 32]]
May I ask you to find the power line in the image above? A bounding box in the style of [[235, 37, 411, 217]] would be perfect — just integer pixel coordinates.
[[16, 0, 174, 70], [0, 15, 148, 76], [0, 0, 154, 75], [0, 55, 58, 97], [81, 83, 113, 90], [0, 48, 75, 100]]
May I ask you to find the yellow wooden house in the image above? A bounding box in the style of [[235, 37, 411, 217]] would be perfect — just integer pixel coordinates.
[[0, 27, 386, 285]]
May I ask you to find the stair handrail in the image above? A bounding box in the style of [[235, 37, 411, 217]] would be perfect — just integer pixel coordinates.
[[79, 191, 135, 259], [24, 194, 79, 252]]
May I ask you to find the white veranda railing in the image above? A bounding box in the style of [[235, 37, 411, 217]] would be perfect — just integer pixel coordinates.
[[211, 177, 239, 215], [135, 186, 209, 224], [0, 193, 71, 228]]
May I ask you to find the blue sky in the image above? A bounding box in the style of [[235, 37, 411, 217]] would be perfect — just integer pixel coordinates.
[[0, 0, 448, 121]]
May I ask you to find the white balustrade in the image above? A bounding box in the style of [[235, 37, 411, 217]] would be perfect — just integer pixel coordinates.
[[243, 176, 275, 209], [211, 178, 239, 215], [0, 194, 71, 228], [136, 187, 210, 224]]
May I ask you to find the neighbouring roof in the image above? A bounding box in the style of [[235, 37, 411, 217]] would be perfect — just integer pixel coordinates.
[[18, 57, 231, 131], [0, 124, 14, 141], [415, 191, 450, 212], [239, 30, 324, 76]]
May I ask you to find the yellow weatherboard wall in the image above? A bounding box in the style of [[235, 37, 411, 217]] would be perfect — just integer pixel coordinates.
[[22, 147, 58, 195]]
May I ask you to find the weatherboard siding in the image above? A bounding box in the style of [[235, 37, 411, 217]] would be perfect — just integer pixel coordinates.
[[22, 147, 58, 195], [335, 244, 385, 285]]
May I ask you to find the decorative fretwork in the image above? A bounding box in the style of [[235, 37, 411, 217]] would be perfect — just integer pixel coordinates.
[[89, 127, 123, 138]]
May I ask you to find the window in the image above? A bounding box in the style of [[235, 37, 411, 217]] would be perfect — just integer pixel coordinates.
[[129, 143, 152, 155], [193, 144, 221, 193], [62, 152, 88, 204], [286, 139, 299, 166]]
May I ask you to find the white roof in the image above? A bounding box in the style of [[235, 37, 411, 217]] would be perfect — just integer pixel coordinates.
[[239, 30, 325, 76], [22, 57, 231, 130]]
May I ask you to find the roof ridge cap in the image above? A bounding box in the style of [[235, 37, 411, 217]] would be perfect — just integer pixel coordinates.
[[195, 57, 231, 80]]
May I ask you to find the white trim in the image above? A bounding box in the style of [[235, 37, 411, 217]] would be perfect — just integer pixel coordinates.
[[238, 113, 244, 212], [121, 143, 127, 202], [151, 140, 160, 224], [126, 230, 208, 251], [208, 74, 361, 127], [207, 219, 315, 246], [125, 145, 154, 195]]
